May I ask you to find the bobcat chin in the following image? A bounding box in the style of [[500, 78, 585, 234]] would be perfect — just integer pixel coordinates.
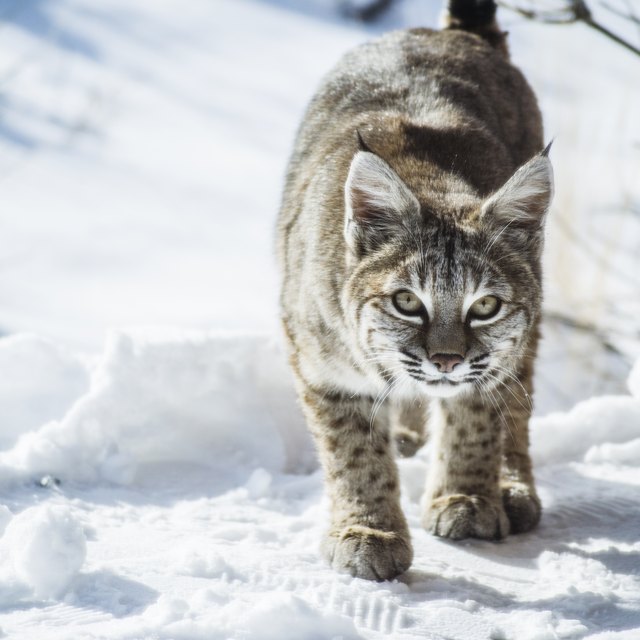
[[277, 0, 552, 581]]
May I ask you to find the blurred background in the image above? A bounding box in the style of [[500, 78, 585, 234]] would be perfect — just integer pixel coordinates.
[[0, 0, 638, 413]]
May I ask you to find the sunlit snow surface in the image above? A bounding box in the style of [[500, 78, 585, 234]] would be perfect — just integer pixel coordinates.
[[0, 332, 639, 639], [0, 0, 639, 638]]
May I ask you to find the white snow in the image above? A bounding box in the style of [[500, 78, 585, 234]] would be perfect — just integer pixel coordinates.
[[0, 0, 639, 638], [0, 505, 87, 603], [0, 335, 89, 450], [0, 331, 311, 487], [0, 331, 638, 639], [627, 360, 640, 399]]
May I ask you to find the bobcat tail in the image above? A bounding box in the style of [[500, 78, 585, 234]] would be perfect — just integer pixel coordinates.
[[442, 0, 508, 54]]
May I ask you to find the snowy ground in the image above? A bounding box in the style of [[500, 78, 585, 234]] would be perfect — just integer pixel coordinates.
[[0, 332, 639, 639], [0, 0, 639, 638]]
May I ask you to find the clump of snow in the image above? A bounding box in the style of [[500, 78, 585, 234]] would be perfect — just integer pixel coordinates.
[[174, 548, 239, 581], [0, 505, 86, 602], [141, 594, 190, 627]]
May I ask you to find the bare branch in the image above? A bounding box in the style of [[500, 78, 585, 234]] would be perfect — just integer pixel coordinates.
[[497, 1, 579, 23], [583, 13, 640, 55], [498, 0, 640, 57], [340, 0, 395, 23]]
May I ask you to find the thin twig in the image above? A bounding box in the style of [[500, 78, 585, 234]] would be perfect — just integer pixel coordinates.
[[498, 0, 640, 57], [583, 12, 640, 55], [497, 1, 583, 24], [340, 0, 395, 23]]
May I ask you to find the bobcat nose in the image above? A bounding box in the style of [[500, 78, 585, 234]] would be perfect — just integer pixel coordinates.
[[429, 353, 464, 374]]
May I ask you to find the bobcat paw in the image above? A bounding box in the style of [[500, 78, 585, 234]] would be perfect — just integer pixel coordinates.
[[502, 482, 541, 533], [423, 494, 510, 540], [393, 426, 426, 458], [322, 525, 412, 581]]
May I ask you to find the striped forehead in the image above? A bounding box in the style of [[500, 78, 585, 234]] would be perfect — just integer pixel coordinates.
[[405, 224, 484, 292], [405, 252, 479, 297]]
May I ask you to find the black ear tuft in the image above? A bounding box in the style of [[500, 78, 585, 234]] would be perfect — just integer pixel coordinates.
[[356, 129, 373, 153]]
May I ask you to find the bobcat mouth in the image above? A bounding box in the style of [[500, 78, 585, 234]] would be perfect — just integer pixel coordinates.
[[420, 377, 470, 398], [426, 378, 460, 385], [406, 369, 471, 386]]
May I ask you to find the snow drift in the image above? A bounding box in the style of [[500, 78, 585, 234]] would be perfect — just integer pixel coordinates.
[[0, 331, 314, 489], [2, 331, 638, 490]]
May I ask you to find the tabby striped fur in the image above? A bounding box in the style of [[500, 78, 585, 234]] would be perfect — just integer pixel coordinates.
[[277, 0, 552, 580]]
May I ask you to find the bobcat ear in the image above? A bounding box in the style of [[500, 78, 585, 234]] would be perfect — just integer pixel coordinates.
[[481, 151, 554, 251], [344, 151, 420, 255]]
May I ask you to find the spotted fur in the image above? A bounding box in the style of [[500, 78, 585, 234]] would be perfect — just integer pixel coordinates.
[[277, 1, 552, 581]]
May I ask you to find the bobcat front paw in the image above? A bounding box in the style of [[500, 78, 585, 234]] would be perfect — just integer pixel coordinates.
[[423, 494, 510, 541], [322, 525, 413, 581], [502, 482, 541, 533]]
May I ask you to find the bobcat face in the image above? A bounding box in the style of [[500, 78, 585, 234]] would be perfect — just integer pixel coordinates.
[[343, 150, 552, 399], [348, 236, 537, 399]]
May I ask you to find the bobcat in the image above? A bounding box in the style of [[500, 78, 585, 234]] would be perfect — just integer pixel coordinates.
[[277, 0, 552, 581]]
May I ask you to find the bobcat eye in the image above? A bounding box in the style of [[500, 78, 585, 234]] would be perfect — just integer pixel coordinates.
[[392, 290, 424, 316], [468, 295, 501, 320]]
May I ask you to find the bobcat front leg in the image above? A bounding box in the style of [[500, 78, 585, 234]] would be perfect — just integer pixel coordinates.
[[422, 396, 509, 540], [301, 386, 412, 581], [498, 364, 541, 533]]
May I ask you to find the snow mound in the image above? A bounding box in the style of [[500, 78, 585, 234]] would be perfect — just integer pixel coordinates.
[[530, 366, 640, 466], [134, 592, 362, 640], [227, 593, 362, 640], [0, 505, 86, 603], [0, 331, 313, 487]]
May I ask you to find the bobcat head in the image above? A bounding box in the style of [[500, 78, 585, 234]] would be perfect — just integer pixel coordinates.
[[342, 147, 553, 398]]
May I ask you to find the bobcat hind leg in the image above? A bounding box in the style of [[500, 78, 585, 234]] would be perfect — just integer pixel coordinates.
[[390, 398, 429, 458]]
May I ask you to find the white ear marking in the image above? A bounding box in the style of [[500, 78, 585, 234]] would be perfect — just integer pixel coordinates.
[[344, 151, 420, 253], [481, 155, 554, 226]]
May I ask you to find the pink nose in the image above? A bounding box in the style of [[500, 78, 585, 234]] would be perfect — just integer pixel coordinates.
[[429, 353, 464, 373]]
